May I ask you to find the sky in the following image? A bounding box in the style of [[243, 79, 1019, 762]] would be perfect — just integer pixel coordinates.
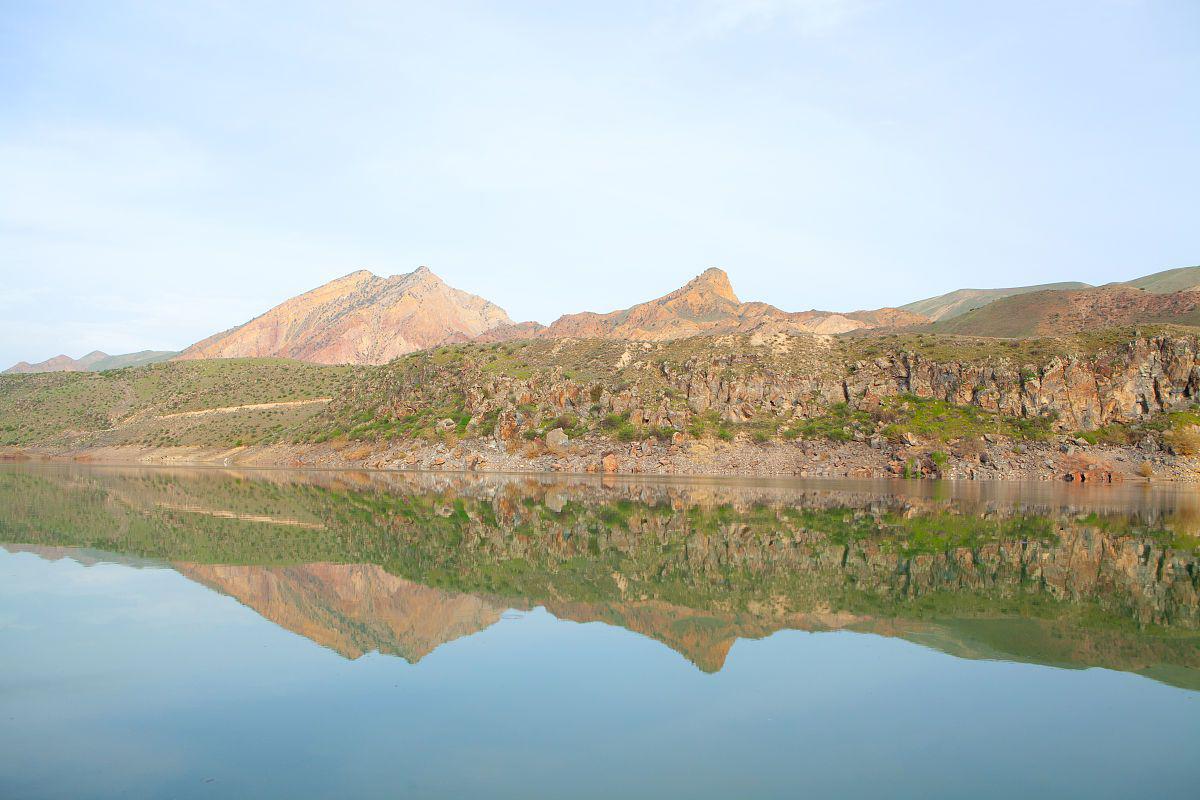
[[1, 1, 1197, 366]]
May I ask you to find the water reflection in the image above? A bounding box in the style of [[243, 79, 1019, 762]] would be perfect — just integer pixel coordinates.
[[1, 465, 1198, 687]]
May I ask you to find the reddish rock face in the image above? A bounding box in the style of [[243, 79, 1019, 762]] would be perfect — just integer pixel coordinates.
[[176, 267, 512, 365]]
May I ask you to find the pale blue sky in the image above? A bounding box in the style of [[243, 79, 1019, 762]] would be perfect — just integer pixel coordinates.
[[1, 1, 1197, 364]]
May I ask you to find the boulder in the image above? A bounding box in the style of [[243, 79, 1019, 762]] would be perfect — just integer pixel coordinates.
[[545, 428, 569, 449]]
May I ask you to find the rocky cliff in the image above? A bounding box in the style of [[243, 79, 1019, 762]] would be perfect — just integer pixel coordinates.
[[338, 330, 1200, 437], [177, 267, 512, 365]]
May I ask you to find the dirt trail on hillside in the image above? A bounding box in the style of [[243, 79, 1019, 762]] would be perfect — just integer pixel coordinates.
[[154, 398, 332, 420]]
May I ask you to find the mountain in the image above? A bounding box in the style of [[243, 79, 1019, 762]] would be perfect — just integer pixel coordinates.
[[930, 285, 1200, 337], [177, 267, 512, 365], [900, 282, 1091, 322], [528, 267, 924, 341], [4, 349, 176, 375]]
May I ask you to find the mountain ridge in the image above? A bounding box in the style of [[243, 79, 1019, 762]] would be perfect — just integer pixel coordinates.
[[521, 267, 924, 341], [10, 263, 1200, 370]]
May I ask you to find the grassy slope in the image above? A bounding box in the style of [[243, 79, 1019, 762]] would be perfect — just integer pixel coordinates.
[[0, 358, 358, 448]]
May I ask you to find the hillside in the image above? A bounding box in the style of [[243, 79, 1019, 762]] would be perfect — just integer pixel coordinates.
[[4, 349, 176, 374], [177, 267, 512, 365], [931, 286, 1200, 337], [0, 358, 357, 450]]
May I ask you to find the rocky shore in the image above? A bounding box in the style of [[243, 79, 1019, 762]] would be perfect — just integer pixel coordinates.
[[17, 427, 1197, 482]]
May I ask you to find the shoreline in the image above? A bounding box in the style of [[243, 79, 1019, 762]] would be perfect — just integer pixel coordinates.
[[6, 433, 1196, 482]]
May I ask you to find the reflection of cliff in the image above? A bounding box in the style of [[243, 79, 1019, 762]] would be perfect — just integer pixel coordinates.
[[1, 464, 1198, 687], [7, 542, 1200, 688], [176, 562, 502, 661]]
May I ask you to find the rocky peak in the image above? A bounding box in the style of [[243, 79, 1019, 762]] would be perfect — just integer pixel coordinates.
[[676, 267, 739, 304], [400, 265, 445, 291]]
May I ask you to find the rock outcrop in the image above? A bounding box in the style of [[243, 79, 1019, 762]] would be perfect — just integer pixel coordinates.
[[177, 267, 512, 365]]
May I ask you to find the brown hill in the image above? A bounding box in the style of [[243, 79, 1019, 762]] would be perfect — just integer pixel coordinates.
[[931, 285, 1200, 337], [529, 267, 922, 341], [177, 267, 512, 365]]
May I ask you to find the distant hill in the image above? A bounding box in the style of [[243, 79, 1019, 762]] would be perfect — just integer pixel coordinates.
[[177, 267, 512, 365], [900, 282, 1091, 322], [930, 286, 1200, 337], [4, 349, 176, 375], [1122, 265, 1200, 293], [900, 265, 1200, 323]]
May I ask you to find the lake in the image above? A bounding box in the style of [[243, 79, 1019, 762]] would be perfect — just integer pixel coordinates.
[[1, 464, 1197, 798]]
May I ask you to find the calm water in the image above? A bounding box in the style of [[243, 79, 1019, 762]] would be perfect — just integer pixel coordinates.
[[1, 465, 1198, 799]]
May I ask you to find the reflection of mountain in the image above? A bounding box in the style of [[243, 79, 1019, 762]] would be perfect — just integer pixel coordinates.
[[176, 562, 502, 661], [538, 599, 859, 673], [1, 465, 1198, 687]]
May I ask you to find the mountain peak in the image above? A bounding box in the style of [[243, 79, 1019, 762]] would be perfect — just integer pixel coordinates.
[[679, 267, 738, 303], [404, 265, 444, 287]]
